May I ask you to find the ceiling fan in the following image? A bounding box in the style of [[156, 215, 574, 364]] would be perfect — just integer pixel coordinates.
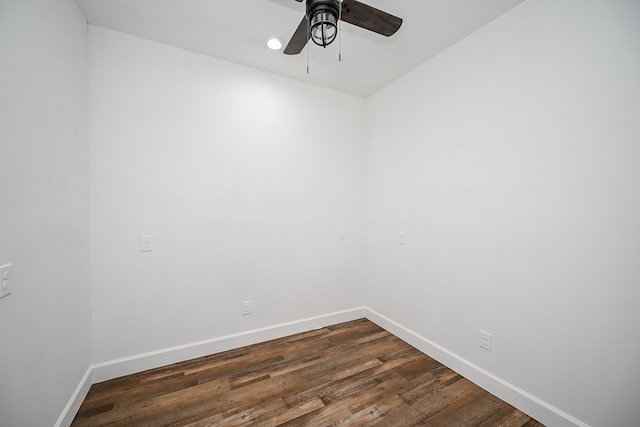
[[283, 0, 403, 55]]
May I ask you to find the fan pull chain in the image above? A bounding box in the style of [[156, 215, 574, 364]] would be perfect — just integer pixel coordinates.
[[306, 18, 310, 74], [338, 3, 342, 61]]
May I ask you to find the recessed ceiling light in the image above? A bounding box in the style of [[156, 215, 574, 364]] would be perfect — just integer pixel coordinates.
[[267, 37, 283, 51]]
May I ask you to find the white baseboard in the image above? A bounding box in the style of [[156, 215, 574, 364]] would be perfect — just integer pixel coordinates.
[[91, 307, 366, 383], [54, 367, 92, 427], [59, 306, 588, 427], [363, 307, 589, 427]]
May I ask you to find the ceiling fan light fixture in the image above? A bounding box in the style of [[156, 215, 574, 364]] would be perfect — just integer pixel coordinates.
[[310, 10, 337, 47], [306, 0, 340, 48]]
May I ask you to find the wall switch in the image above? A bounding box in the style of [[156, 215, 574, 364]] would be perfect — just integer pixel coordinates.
[[140, 235, 153, 252], [242, 300, 252, 315], [339, 228, 346, 241], [399, 232, 407, 245], [480, 330, 492, 351], [0, 263, 13, 299]]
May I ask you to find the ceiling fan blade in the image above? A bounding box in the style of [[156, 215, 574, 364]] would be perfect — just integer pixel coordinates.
[[340, 0, 402, 37], [283, 16, 309, 55]]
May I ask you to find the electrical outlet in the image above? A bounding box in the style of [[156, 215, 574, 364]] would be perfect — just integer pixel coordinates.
[[399, 232, 407, 245], [1, 263, 13, 299], [339, 228, 346, 240], [242, 300, 252, 315], [140, 235, 153, 252], [480, 330, 492, 351]]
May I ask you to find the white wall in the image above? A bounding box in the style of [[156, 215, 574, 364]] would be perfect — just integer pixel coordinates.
[[89, 26, 366, 364], [0, 0, 91, 426], [365, 1, 640, 426], [3, 1, 637, 425]]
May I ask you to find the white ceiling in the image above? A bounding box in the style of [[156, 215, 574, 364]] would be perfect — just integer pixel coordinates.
[[75, 0, 525, 98]]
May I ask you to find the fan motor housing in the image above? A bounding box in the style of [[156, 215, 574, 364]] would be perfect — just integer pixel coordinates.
[[305, 0, 340, 21]]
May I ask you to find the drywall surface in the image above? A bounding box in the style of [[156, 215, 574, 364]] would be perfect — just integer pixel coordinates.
[[89, 26, 366, 364], [364, 1, 640, 426], [0, 0, 91, 426]]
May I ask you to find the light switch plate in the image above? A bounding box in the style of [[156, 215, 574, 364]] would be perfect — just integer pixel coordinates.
[[1, 263, 13, 299]]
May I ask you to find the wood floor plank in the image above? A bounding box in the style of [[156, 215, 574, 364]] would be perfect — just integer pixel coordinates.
[[71, 319, 544, 427]]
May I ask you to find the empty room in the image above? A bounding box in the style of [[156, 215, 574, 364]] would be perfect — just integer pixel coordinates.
[[1, 0, 639, 426]]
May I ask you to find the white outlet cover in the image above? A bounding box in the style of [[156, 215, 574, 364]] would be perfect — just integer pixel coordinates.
[[140, 235, 153, 252], [399, 232, 407, 245], [480, 330, 492, 351], [242, 300, 252, 315], [0, 263, 13, 299]]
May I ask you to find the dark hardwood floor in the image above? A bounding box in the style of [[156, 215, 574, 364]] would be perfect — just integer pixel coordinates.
[[71, 319, 544, 426]]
